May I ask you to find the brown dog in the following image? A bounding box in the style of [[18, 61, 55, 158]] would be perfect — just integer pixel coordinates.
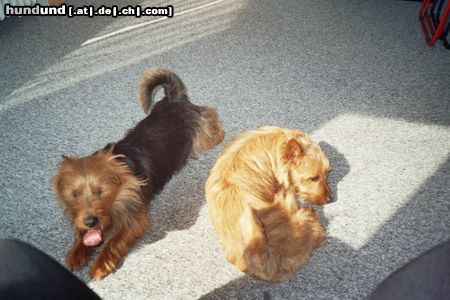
[[205, 126, 331, 282], [53, 68, 224, 280]]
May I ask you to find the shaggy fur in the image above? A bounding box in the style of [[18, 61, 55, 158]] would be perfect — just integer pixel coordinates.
[[205, 126, 331, 282], [53, 68, 225, 280]]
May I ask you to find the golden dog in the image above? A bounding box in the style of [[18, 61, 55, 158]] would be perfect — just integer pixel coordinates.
[[205, 126, 331, 282]]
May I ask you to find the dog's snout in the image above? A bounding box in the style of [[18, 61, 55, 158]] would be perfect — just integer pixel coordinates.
[[83, 215, 98, 228]]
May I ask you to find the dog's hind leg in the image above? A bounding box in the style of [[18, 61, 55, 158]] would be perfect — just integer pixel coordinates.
[[238, 205, 281, 281], [191, 106, 225, 158]]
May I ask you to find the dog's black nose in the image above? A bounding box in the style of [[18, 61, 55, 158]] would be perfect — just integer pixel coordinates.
[[83, 215, 98, 228]]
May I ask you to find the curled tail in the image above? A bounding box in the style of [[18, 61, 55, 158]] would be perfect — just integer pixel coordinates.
[[138, 67, 187, 113]]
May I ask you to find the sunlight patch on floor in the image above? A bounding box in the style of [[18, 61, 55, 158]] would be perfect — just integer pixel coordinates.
[[312, 114, 450, 248], [0, 0, 246, 113]]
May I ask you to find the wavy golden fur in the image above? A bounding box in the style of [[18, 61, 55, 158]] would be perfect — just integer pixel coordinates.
[[205, 126, 331, 282]]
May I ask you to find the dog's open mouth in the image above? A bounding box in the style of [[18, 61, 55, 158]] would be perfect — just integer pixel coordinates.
[[83, 228, 103, 247]]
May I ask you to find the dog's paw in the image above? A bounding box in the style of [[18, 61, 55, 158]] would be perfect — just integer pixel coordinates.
[[65, 246, 89, 271], [312, 224, 327, 248], [314, 232, 327, 248], [89, 257, 116, 280], [89, 265, 110, 281]]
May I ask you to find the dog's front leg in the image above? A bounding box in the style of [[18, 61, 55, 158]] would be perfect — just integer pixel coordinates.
[[66, 231, 91, 271], [88, 227, 142, 280], [89, 212, 148, 280]]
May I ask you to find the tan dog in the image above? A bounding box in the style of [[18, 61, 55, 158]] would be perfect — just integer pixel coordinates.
[[205, 126, 332, 282]]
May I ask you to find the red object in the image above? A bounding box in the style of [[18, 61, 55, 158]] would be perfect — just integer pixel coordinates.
[[419, 0, 450, 46]]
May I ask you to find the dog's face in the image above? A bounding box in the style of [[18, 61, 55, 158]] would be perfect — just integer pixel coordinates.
[[53, 150, 124, 246], [285, 139, 332, 205]]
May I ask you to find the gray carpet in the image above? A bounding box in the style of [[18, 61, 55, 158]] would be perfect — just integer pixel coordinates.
[[1, 0, 449, 299]]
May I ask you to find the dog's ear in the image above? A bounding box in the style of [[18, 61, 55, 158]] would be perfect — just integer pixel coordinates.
[[106, 144, 116, 155], [61, 155, 71, 161], [52, 174, 63, 193], [286, 139, 306, 164]]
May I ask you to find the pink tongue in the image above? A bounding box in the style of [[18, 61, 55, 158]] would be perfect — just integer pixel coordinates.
[[83, 229, 102, 247]]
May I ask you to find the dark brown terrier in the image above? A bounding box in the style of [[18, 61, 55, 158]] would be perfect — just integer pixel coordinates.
[[53, 68, 225, 280]]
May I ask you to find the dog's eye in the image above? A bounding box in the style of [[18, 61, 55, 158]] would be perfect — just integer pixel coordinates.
[[72, 191, 81, 198], [93, 189, 103, 197], [310, 176, 320, 182]]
